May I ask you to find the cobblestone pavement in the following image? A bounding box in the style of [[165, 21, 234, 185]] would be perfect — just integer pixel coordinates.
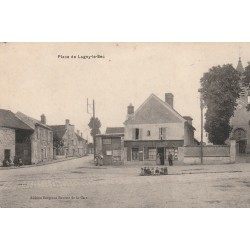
[[1, 156, 250, 207]]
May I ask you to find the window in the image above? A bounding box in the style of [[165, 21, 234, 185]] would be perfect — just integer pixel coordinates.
[[148, 148, 156, 160], [135, 128, 139, 139], [166, 148, 178, 160], [147, 130, 151, 136], [103, 138, 111, 144]]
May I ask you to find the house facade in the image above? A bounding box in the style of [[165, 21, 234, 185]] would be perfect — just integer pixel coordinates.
[[124, 93, 195, 164], [16, 112, 53, 164], [50, 120, 87, 158], [75, 130, 88, 157], [0, 109, 33, 166]]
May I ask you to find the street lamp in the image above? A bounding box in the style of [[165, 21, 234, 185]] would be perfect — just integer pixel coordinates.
[[200, 92, 205, 164]]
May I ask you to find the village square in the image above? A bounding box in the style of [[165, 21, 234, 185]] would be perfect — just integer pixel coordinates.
[[1, 43, 250, 207]]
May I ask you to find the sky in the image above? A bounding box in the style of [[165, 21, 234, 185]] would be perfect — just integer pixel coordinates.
[[1, 42, 249, 141]]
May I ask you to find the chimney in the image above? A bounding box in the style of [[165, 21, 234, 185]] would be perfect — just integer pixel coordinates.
[[127, 103, 134, 115], [165, 93, 174, 108], [65, 119, 70, 129], [41, 114, 46, 124], [81, 132, 83, 137], [77, 130, 80, 135], [183, 116, 193, 126]]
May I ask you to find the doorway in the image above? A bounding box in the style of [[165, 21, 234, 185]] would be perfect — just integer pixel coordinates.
[[4, 149, 10, 160], [239, 140, 246, 154], [157, 147, 164, 165]]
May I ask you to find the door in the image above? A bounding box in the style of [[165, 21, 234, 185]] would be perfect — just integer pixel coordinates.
[[157, 147, 164, 165], [132, 148, 139, 161], [239, 140, 246, 154], [4, 149, 10, 160]]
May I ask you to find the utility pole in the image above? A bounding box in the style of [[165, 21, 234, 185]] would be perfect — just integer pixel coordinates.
[[87, 98, 96, 160], [200, 93, 204, 165]]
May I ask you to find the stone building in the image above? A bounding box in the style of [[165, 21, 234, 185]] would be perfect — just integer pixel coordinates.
[[50, 120, 87, 158], [124, 93, 196, 164], [230, 57, 250, 154], [0, 109, 33, 166], [16, 112, 53, 164], [75, 130, 88, 156]]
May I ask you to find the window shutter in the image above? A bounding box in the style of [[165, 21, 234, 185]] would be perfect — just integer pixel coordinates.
[[139, 128, 142, 140], [162, 128, 167, 140], [132, 128, 135, 140]]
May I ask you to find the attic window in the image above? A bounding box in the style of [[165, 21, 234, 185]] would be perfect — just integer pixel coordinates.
[[147, 130, 151, 136]]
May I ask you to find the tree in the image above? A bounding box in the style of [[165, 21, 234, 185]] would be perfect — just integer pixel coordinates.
[[88, 117, 101, 137], [199, 64, 241, 145], [242, 62, 250, 88], [242, 62, 250, 111]]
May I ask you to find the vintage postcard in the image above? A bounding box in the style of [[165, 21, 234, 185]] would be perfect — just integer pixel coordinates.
[[1, 42, 250, 208]]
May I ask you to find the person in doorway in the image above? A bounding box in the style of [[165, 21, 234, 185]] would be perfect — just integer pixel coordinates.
[[168, 153, 173, 166], [156, 153, 161, 165]]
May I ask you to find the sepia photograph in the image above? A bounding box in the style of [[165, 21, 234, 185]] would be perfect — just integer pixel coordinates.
[[1, 42, 250, 208]]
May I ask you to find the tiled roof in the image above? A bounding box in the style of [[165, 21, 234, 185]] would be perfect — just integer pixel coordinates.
[[75, 133, 87, 141], [124, 94, 185, 125], [16, 111, 52, 130], [183, 116, 193, 121], [50, 125, 66, 140], [105, 127, 125, 134], [0, 109, 33, 130]]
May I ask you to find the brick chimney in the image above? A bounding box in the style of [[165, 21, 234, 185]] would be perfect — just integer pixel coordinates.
[[41, 114, 46, 124], [65, 119, 70, 129], [183, 116, 193, 126], [127, 103, 134, 120], [165, 93, 174, 108], [127, 103, 134, 115]]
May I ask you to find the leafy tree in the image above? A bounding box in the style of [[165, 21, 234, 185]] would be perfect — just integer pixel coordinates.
[[88, 117, 101, 137], [199, 64, 241, 145], [242, 62, 250, 88], [242, 62, 250, 111]]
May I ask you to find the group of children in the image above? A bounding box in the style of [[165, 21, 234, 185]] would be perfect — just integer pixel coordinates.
[[140, 166, 168, 176], [2, 156, 23, 167]]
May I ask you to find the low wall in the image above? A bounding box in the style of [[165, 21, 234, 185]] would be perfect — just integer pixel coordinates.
[[179, 141, 236, 165]]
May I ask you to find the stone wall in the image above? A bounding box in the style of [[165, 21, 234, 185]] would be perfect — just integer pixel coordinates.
[[179, 141, 236, 164], [0, 128, 15, 166]]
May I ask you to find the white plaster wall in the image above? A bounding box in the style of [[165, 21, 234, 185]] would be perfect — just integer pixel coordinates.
[[0, 128, 15, 166], [124, 123, 184, 141]]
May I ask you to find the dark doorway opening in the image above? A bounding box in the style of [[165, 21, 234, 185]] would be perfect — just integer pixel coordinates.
[[157, 147, 164, 165], [239, 140, 246, 154], [4, 149, 10, 160]]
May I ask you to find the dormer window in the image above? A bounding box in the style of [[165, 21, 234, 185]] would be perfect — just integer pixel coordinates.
[[147, 130, 151, 136]]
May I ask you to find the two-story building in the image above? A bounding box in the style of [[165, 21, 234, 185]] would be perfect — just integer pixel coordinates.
[[75, 130, 88, 157], [0, 109, 34, 166], [124, 93, 196, 164], [50, 120, 87, 158], [16, 112, 53, 164]]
